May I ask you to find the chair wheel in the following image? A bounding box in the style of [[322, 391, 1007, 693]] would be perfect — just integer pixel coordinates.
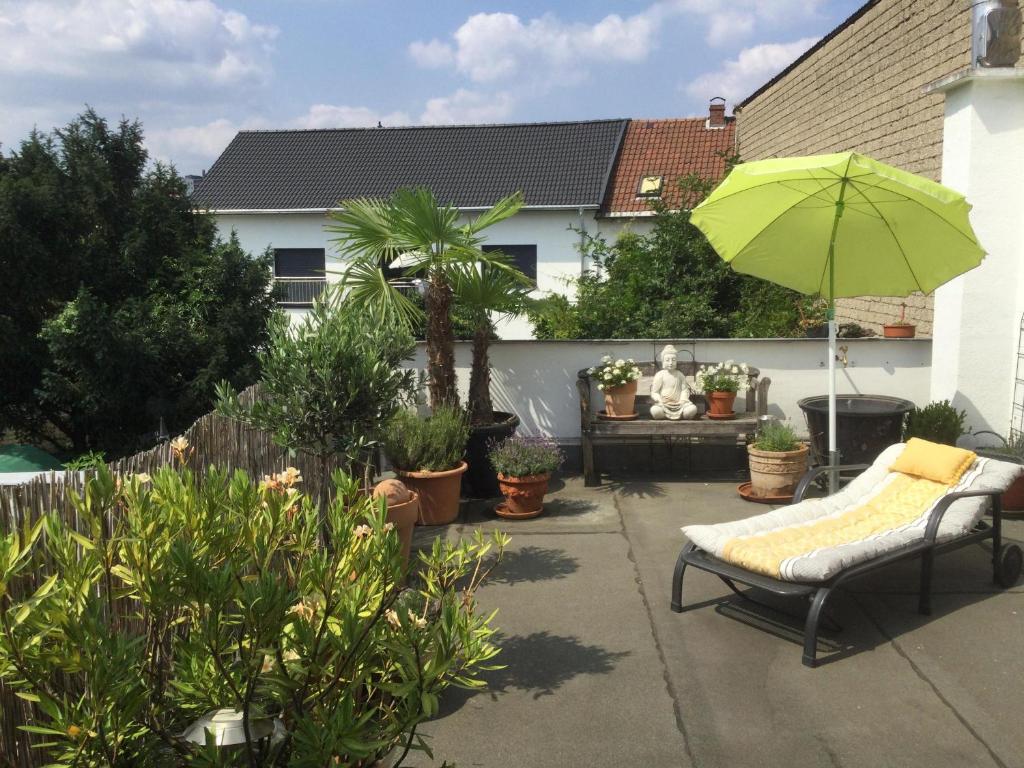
[[996, 544, 1022, 589]]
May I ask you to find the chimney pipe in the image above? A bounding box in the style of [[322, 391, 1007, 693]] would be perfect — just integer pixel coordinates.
[[708, 97, 727, 129], [969, 0, 1022, 67]]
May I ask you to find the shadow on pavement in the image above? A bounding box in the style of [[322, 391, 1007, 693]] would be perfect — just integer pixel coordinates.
[[488, 545, 579, 586]]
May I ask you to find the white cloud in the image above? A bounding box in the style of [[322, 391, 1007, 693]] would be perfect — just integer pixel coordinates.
[[292, 104, 412, 129], [420, 90, 515, 125], [686, 37, 819, 104], [410, 1, 825, 83], [410, 10, 658, 85], [408, 39, 454, 69], [0, 0, 277, 89]]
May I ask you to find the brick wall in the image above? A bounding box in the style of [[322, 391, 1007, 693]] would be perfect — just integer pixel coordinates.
[[735, 0, 976, 337]]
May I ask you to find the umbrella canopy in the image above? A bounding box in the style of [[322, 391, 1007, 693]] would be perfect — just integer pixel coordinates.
[[691, 151, 985, 489]]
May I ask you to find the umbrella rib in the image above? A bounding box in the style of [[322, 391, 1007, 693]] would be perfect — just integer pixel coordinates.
[[852, 187, 927, 294], [847, 179, 983, 249]]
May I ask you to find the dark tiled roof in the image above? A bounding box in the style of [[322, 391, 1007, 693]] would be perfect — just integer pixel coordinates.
[[602, 118, 736, 214], [193, 120, 629, 210]]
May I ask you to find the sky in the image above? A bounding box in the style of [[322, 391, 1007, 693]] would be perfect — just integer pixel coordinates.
[[0, 0, 866, 173]]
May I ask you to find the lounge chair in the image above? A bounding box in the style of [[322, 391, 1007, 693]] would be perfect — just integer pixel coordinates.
[[670, 439, 1024, 667]]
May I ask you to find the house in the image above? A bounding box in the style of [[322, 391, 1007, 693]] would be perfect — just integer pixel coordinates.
[[192, 103, 735, 338]]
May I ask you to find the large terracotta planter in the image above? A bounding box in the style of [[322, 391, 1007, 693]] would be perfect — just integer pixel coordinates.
[[603, 380, 638, 417], [748, 444, 809, 498], [496, 472, 551, 519], [707, 391, 737, 417], [395, 462, 467, 526], [384, 491, 419, 568], [1000, 475, 1024, 512]]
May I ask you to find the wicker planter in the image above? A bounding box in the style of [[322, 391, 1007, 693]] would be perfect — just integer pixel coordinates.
[[395, 462, 467, 526], [748, 444, 810, 498], [707, 391, 737, 417], [603, 380, 638, 417], [496, 473, 551, 519]]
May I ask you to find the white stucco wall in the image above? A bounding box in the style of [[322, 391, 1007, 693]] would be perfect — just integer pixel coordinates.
[[929, 69, 1024, 439], [213, 209, 654, 339], [409, 338, 932, 442]]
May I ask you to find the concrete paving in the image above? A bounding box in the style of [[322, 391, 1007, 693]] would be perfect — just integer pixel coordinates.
[[408, 475, 1024, 768]]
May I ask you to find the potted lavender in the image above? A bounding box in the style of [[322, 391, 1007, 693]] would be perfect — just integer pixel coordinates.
[[488, 435, 565, 519]]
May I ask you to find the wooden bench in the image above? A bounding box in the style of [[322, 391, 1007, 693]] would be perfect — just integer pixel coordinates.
[[577, 362, 771, 486]]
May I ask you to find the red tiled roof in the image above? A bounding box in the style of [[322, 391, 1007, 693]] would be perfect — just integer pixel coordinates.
[[602, 118, 736, 215]]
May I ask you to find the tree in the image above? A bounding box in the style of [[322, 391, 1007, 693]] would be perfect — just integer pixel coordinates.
[[216, 289, 417, 501], [327, 188, 522, 409], [450, 261, 532, 425], [0, 110, 277, 458], [528, 172, 804, 340]]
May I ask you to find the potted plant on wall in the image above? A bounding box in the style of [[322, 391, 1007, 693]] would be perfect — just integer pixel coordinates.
[[747, 421, 809, 499], [489, 435, 565, 519], [383, 405, 471, 525], [695, 361, 747, 419], [590, 356, 642, 419], [884, 302, 917, 338]]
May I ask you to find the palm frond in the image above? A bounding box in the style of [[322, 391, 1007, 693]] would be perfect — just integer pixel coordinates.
[[338, 254, 423, 329], [466, 192, 524, 234]]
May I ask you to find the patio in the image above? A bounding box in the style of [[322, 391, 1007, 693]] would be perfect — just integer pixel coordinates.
[[411, 474, 1024, 768]]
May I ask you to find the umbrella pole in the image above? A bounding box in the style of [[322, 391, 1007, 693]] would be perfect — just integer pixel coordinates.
[[826, 183, 847, 496]]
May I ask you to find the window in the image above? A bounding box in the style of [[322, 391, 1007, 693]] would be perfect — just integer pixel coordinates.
[[273, 248, 326, 278], [636, 175, 664, 199], [482, 244, 537, 284]]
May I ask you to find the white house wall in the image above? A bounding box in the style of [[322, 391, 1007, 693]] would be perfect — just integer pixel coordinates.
[[213, 210, 655, 339]]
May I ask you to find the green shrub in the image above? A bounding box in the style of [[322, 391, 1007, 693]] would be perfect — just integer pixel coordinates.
[[903, 400, 967, 446], [384, 405, 470, 472], [0, 461, 505, 766], [753, 421, 801, 452], [63, 450, 106, 470]]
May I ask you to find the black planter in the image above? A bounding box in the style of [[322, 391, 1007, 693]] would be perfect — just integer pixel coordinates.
[[799, 395, 915, 467], [463, 411, 520, 498]]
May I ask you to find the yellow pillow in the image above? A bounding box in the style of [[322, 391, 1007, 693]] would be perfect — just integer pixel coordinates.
[[889, 438, 976, 485]]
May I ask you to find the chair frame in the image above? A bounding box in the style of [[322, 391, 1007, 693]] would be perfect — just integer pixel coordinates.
[[670, 463, 1018, 667]]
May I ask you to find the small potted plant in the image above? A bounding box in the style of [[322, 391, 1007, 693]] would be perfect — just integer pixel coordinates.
[[747, 421, 809, 499], [884, 302, 916, 338], [589, 356, 642, 418], [695, 361, 748, 419], [371, 478, 419, 569], [488, 435, 565, 519], [383, 405, 470, 525], [903, 400, 966, 446], [973, 430, 1024, 511]]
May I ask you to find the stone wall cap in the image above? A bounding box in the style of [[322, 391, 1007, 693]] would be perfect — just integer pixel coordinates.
[[925, 66, 1024, 94]]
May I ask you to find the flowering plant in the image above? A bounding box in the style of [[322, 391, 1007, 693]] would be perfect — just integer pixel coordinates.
[[588, 355, 642, 392], [695, 360, 750, 394], [488, 435, 565, 478]]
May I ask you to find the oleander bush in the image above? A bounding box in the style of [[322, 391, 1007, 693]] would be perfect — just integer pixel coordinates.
[[0, 452, 505, 767]]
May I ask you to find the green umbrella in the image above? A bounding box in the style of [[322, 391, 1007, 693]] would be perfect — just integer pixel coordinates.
[[691, 151, 985, 489]]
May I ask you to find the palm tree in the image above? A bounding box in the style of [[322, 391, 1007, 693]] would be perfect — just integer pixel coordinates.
[[450, 260, 533, 425], [327, 188, 523, 409]]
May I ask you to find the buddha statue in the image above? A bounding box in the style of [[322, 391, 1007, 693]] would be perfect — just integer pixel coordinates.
[[650, 345, 698, 420]]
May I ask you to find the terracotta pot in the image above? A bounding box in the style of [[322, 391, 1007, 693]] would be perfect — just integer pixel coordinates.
[[1002, 474, 1024, 511], [603, 380, 638, 417], [707, 391, 737, 417], [384, 491, 419, 568], [395, 461, 467, 526], [747, 444, 810, 498], [496, 473, 551, 519], [883, 323, 916, 338]]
